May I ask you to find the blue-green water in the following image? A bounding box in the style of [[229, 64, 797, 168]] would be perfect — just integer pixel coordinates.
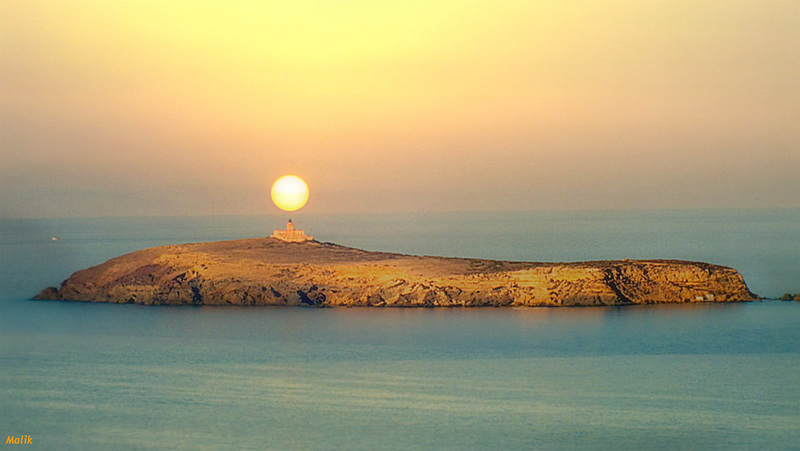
[[1, 210, 799, 449]]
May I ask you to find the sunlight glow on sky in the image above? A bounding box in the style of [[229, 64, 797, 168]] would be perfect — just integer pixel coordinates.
[[1, 0, 798, 217]]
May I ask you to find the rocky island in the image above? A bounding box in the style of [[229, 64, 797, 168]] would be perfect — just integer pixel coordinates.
[[35, 237, 757, 307]]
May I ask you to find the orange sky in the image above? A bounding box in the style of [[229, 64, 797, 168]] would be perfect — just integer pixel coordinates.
[[1, 0, 798, 217]]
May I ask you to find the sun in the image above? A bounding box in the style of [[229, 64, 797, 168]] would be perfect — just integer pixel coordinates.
[[271, 175, 309, 211]]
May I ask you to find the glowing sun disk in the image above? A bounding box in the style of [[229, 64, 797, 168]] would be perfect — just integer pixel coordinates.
[[271, 175, 309, 211]]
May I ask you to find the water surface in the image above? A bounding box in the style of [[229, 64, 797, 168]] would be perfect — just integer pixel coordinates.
[[1, 210, 799, 449]]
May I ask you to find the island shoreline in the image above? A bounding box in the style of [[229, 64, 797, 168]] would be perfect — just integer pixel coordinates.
[[35, 237, 758, 307]]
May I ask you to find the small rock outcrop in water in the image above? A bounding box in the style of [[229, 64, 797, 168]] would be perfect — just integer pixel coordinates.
[[35, 238, 757, 307]]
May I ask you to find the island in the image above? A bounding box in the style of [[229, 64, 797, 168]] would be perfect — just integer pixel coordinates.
[[35, 237, 757, 307]]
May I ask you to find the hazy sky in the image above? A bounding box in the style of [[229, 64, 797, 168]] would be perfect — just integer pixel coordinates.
[[1, 0, 798, 218]]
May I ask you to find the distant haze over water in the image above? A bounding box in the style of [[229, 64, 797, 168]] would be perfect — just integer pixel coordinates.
[[2, 2, 799, 217]]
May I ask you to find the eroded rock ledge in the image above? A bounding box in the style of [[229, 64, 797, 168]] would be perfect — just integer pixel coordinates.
[[35, 238, 757, 307]]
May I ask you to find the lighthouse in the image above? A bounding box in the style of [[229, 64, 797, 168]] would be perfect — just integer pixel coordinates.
[[271, 219, 313, 242]]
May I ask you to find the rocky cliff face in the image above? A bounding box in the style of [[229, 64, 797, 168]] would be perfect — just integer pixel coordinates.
[[35, 238, 757, 307]]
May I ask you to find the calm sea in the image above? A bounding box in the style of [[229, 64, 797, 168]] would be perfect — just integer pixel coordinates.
[[1, 210, 799, 449]]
